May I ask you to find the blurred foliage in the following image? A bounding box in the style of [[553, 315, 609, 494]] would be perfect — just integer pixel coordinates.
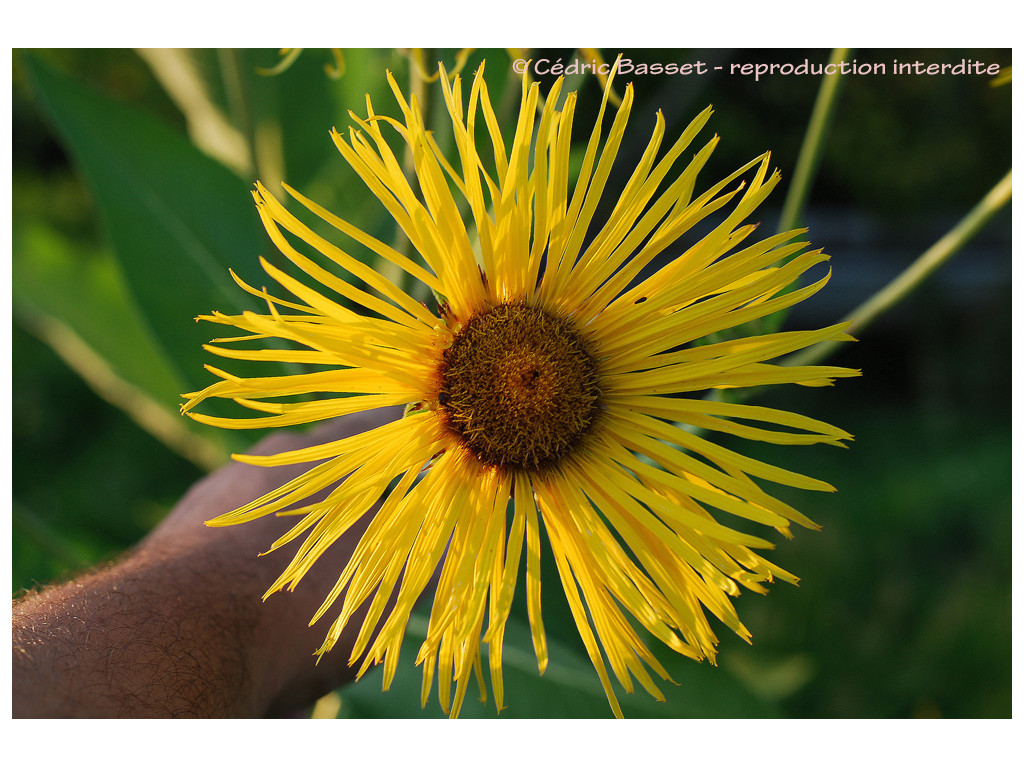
[[11, 48, 1010, 718], [12, 322, 203, 590]]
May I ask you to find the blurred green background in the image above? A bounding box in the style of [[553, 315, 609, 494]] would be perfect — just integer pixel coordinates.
[[11, 48, 1011, 718]]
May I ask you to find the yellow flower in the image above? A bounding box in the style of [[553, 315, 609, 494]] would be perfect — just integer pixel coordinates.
[[181, 61, 858, 718]]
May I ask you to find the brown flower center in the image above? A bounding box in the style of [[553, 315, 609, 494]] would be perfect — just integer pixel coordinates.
[[438, 302, 601, 471]]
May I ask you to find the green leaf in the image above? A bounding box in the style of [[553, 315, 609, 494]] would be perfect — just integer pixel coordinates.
[[23, 54, 270, 396], [12, 221, 235, 464], [13, 222, 185, 405]]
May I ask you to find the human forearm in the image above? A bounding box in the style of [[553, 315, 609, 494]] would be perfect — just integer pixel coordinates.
[[13, 409, 398, 718], [12, 549, 262, 717]]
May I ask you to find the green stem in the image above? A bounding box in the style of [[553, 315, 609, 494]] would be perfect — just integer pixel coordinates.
[[135, 49, 251, 178], [16, 307, 229, 471], [220, 48, 287, 200], [761, 49, 851, 336], [787, 169, 1012, 367], [217, 49, 258, 178], [778, 48, 852, 235]]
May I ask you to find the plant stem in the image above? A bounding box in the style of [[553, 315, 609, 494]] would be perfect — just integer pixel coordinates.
[[136, 49, 251, 178], [786, 169, 1012, 367], [16, 307, 229, 471], [778, 48, 852, 235], [761, 49, 851, 336]]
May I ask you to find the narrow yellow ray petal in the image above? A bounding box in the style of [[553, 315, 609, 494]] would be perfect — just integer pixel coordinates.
[[540, 492, 624, 719], [604, 322, 854, 394], [517, 472, 548, 674], [282, 182, 441, 293]]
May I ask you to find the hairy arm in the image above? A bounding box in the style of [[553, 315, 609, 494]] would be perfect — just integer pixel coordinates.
[[12, 552, 260, 717], [12, 408, 397, 718]]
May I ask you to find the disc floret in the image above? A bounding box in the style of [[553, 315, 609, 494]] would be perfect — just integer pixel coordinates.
[[438, 302, 601, 470]]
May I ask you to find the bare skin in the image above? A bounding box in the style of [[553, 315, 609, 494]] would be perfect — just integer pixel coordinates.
[[12, 408, 400, 718]]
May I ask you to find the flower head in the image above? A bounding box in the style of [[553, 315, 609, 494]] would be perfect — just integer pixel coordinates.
[[182, 61, 858, 717]]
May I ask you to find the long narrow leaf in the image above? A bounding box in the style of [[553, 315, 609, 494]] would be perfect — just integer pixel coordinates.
[[24, 55, 270, 395]]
